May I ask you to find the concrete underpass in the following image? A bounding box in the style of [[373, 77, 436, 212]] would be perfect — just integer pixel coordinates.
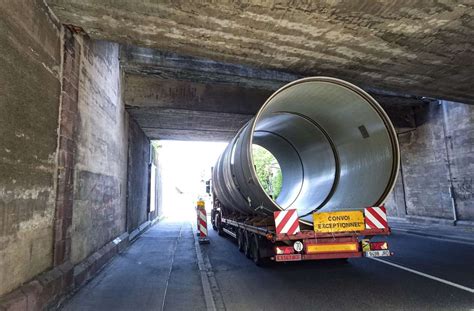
[[0, 1, 473, 310]]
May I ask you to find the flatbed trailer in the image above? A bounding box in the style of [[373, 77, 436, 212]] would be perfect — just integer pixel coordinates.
[[211, 207, 392, 266]]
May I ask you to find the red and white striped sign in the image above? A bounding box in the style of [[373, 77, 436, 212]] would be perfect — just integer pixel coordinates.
[[274, 209, 300, 235], [364, 205, 388, 229], [198, 207, 208, 237]]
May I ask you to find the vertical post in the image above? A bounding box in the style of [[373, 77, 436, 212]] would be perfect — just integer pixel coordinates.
[[197, 199, 209, 244], [53, 27, 80, 267], [441, 101, 458, 225]]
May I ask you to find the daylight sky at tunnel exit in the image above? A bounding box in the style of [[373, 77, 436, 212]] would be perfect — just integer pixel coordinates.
[[158, 140, 227, 220]]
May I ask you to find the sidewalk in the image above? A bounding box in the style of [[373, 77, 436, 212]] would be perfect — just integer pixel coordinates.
[[389, 218, 474, 245], [61, 221, 206, 311]]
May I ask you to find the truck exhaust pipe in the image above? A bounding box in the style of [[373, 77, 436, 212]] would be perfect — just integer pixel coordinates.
[[212, 77, 399, 225]]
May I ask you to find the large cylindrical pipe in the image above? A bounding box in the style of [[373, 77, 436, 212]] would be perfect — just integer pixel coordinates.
[[213, 77, 399, 225]]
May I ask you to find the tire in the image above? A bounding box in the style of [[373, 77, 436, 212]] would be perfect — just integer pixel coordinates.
[[244, 231, 252, 258], [216, 213, 224, 236], [237, 229, 244, 252], [211, 210, 217, 231], [251, 234, 265, 266]]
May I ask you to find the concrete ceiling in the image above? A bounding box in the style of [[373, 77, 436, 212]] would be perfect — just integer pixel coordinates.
[[121, 46, 429, 140], [45, 1, 471, 140], [46, 1, 474, 104]]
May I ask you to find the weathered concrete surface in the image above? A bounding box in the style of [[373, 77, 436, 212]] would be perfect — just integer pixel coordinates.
[[52, 27, 81, 270], [385, 101, 474, 223], [126, 118, 150, 232], [71, 37, 129, 264], [0, 0, 61, 296], [124, 75, 431, 141], [440, 101, 473, 222], [122, 45, 433, 141], [46, 1, 474, 103], [121, 45, 301, 91], [399, 103, 453, 219], [120, 45, 436, 102], [124, 74, 268, 140]]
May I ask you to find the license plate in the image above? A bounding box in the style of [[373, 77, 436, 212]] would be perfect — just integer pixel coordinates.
[[275, 254, 302, 262], [364, 250, 390, 257]]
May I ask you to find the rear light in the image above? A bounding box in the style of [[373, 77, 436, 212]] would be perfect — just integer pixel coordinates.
[[275, 246, 294, 255], [370, 241, 388, 250], [306, 242, 359, 254]]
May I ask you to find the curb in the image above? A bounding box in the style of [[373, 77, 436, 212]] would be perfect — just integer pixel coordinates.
[[391, 228, 474, 246], [193, 223, 226, 311]]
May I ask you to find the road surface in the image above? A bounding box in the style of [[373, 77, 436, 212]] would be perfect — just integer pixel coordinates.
[[62, 220, 474, 310]]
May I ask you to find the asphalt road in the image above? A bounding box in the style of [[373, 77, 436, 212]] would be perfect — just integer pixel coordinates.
[[201, 226, 474, 311], [61, 220, 473, 311]]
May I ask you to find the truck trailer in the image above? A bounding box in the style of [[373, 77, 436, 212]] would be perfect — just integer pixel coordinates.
[[210, 77, 399, 265]]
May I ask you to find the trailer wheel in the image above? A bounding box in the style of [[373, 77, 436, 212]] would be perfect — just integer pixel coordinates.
[[216, 213, 224, 236], [211, 209, 217, 231], [237, 229, 245, 252], [244, 231, 252, 258], [250, 234, 265, 266]]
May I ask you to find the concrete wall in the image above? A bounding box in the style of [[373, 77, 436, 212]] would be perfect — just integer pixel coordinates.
[[0, 0, 61, 296], [151, 143, 164, 221], [145, 143, 163, 222], [385, 101, 474, 225], [126, 118, 150, 232], [71, 38, 128, 264], [442, 101, 473, 222]]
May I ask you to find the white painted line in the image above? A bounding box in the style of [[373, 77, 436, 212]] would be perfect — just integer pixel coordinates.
[[369, 257, 474, 294]]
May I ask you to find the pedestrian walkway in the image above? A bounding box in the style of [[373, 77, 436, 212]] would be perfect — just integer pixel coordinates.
[[61, 221, 206, 311], [389, 218, 474, 244]]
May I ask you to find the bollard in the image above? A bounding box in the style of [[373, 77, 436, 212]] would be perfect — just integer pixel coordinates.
[[197, 200, 209, 244], [196, 200, 204, 236]]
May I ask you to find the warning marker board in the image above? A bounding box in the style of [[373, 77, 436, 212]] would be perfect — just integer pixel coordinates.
[[274, 209, 301, 235], [313, 210, 365, 233], [364, 206, 388, 229]]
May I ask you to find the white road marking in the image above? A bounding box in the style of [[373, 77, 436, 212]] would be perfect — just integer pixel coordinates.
[[369, 257, 474, 294]]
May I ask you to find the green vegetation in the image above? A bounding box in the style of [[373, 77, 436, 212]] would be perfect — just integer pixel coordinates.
[[252, 145, 282, 199]]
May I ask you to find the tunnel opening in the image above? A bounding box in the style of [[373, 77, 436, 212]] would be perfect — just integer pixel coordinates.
[[158, 140, 227, 221]]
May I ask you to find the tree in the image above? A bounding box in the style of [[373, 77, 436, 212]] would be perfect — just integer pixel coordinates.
[[252, 145, 282, 199]]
